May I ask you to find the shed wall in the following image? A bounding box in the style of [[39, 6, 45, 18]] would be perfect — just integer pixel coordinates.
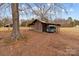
[[31, 21, 43, 32]]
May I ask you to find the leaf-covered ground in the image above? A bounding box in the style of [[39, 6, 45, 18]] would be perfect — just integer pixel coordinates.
[[0, 27, 79, 56]]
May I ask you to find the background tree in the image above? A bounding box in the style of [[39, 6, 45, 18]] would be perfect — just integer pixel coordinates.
[[74, 19, 79, 26], [2, 17, 10, 27], [0, 20, 3, 27], [67, 17, 74, 27], [22, 3, 67, 22], [21, 20, 27, 27]]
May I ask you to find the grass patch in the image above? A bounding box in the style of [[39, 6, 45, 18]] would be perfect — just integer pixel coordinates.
[[3, 38, 16, 45], [3, 35, 28, 45], [16, 35, 28, 41]]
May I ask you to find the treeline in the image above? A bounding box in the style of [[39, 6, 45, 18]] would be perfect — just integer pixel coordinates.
[[20, 17, 79, 27], [54, 17, 79, 27], [0, 17, 31, 27], [0, 17, 79, 27], [0, 17, 12, 27]]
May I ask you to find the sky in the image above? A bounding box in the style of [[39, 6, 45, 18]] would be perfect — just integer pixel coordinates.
[[61, 3, 79, 20], [0, 3, 79, 20]]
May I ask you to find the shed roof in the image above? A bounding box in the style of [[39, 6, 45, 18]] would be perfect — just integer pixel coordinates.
[[28, 19, 61, 26]]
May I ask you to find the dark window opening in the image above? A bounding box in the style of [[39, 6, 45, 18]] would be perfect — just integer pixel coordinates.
[[46, 25, 56, 33]]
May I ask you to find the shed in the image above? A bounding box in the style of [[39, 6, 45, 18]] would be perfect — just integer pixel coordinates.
[[4, 24, 13, 27], [28, 19, 61, 32]]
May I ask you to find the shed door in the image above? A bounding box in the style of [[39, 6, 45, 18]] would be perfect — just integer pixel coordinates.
[[42, 24, 47, 32]]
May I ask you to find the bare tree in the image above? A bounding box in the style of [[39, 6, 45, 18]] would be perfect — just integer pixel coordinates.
[[0, 3, 22, 40], [23, 3, 68, 22], [11, 3, 21, 40], [26, 3, 50, 21]]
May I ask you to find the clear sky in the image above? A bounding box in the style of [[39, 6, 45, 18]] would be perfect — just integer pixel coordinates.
[[0, 3, 79, 20], [62, 3, 79, 20]]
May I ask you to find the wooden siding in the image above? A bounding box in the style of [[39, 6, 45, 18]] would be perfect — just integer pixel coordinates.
[[31, 21, 43, 32]]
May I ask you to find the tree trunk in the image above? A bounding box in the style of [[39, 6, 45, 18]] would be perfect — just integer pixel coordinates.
[[11, 3, 21, 40]]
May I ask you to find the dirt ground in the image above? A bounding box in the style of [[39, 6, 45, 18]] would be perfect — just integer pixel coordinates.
[[0, 27, 79, 56]]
